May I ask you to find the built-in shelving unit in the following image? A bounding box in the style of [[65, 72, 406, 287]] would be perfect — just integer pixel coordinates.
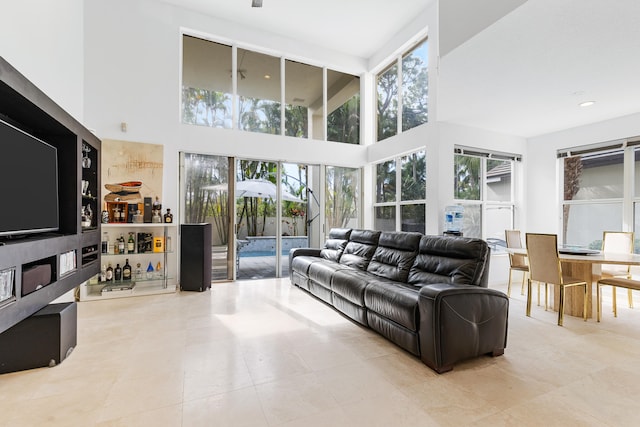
[[0, 56, 101, 334], [78, 224, 177, 300]]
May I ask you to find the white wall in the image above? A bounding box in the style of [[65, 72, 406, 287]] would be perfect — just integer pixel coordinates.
[[0, 0, 85, 121], [526, 112, 640, 235]]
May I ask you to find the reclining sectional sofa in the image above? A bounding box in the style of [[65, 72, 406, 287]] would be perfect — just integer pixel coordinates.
[[289, 228, 509, 373]]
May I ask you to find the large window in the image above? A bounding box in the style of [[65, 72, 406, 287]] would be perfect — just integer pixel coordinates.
[[562, 149, 624, 249], [181, 35, 360, 143], [325, 166, 360, 231], [237, 49, 281, 135], [454, 149, 517, 242], [182, 36, 232, 128], [374, 150, 426, 233], [377, 38, 428, 142]]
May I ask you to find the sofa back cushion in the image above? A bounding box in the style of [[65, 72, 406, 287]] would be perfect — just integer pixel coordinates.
[[339, 229, 381, 270], [408, 235, 490, 287], [367, 231, 421, 282], [320, 228, 352, 262]]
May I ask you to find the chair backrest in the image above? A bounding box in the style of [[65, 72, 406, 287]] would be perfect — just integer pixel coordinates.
[[525, 233, 562, 285], [602, 231, 634, 275], [505, 229, 527, 268]]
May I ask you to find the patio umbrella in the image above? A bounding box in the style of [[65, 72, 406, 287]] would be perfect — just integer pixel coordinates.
[[203, 179, 304, 203]]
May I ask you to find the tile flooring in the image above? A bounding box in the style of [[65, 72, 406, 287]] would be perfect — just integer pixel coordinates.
[[2, 278, 640, 426]]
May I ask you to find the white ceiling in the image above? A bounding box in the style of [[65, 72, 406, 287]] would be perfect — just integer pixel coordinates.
[[162, 0, 640, 139], [439, 0, 640, 138], [160, 0, 431, 59]]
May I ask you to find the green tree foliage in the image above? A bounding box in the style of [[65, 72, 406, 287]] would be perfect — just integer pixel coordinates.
[[325, 167, 359, 229], [236, 160, 278, 237], [327, 95, 360, 144], [238, 97, 281, 134], [376, 160, 396, 203], [182, 87, 231, 127], [377, 64, 398, 141], [401, 151, 426, 201], [285, 105, 308, 138], [454, 155, 481, 200]]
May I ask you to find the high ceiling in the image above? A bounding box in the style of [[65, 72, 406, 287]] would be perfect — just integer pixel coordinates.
[[160, 0, 431, 58], [161, 0, 640, 138]]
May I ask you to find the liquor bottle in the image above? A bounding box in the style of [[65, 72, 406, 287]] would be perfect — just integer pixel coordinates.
[[153, 196, 162, 213], [113, 237, 119, 255], [114, 263, 122, 281], [122, 259, 132, 281], [101, 203, 109, 223], [135, 262, 143, 280], [118, 234, 125, 254], [152, 210, 162, 223], [99, 265, 107, 282], [156, 261, 162, 278], [106, 263, 114, 282], [133, 209, 143, 223], [101, 232, 109, 254], [127, 232, 135, 253], [164, 209, 173, 223], [146, 261, 154, 279]]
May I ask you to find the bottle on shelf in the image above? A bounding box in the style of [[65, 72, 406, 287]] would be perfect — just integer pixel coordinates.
[[164, 209, 173, 223], [99, 264, 107, 282], [122, 259, 132, 281], [135, 262, 143, 280], [114, 263, 122, 281], [156, 261, 162, 278], [153, 196, 162, 213], [101, 232, 109, 254], [152, 210, 162, 223], [133, 209, 143, 223], [146, 261, 154, 279], [127, 232, 135, 254], [101, 203, 109, 224], [118, 234, 125, 254], [106, 263, 114, 282]]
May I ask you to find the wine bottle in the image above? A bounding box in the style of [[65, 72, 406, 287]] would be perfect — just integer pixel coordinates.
[[114, 263, 122, 281], [127, 232, 135, 253], [101, 232, 109, 254], [106, 263, 114, 282], [122, 259, 132, 281], [118, 234, 125, 254]]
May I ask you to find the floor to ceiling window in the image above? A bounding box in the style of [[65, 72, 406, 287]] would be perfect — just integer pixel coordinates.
[[373, 149, 426, 233], [180, 153, 232, 281]]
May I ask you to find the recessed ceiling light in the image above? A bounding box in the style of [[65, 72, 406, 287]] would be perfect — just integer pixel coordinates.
[[579, 101, 595, 107], [264, 74, 271, 79]]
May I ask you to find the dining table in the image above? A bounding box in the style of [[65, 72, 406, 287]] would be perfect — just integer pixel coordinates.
[[505, 247, 640, 318]]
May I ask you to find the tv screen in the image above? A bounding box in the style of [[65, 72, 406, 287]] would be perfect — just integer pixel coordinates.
[[0, 118, 59, 237]]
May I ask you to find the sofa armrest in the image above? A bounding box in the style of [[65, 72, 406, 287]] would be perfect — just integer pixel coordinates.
[[418, 283, 508, 373], [289, 248, 322, 281]]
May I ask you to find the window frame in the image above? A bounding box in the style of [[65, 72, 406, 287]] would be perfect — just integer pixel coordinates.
[[453, 148, 519, 243], [373, 149, 426, 233]]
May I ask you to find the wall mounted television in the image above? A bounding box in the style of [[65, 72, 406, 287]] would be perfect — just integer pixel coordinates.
[[0, 117, 59, 238]]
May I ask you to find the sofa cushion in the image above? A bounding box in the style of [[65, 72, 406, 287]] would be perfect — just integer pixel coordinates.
[[331, 269, 373, 306], [308, 259, 348, 287], [367, 231, 421, 282], [364, 281, 420, 331], [320, 238, 348, 262], [339, 229, 381, 270], [291, 255, 318, 276], [408, 235, 489, 287]]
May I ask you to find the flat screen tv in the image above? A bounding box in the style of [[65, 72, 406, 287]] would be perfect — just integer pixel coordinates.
[[0, 118, 59, 237]]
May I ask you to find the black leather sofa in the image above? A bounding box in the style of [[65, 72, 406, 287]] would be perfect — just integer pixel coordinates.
[[289, 228, 509, 373]]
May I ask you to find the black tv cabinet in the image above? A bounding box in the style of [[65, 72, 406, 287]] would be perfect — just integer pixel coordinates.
[[0, 56, 101, 335]]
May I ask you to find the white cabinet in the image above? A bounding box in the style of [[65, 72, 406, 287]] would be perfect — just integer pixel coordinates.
[[78, 223, 177, 300]]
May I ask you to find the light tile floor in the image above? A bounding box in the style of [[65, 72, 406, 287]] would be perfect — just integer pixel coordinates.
[[2, 278, 640, 426]]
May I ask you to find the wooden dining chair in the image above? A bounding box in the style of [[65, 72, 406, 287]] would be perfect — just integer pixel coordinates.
[[525, 233, 588, 326], [600, 231, 635, 317], [505, 230, 529, 297]]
